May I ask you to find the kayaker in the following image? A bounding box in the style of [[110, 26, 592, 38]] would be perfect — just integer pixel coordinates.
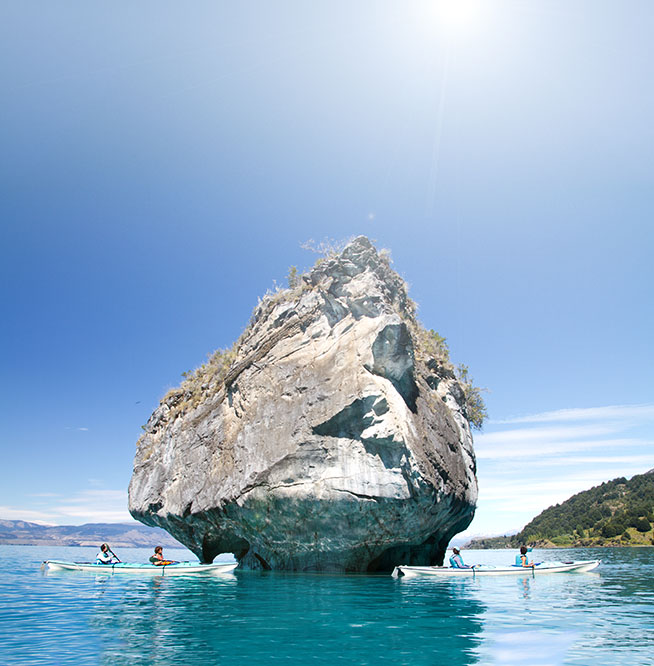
[[149, 546, 166, 565], [96, 543, 117, 565], [149, 546, 177, 566], [449, 547, 472, 568], [516, 545, 535, 568]]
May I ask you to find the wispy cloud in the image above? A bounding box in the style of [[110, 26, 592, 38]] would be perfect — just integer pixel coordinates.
[[0, 488, 131, 525], [0, 506, 59, 524], [478, 472, 618, 502], [55, 489, 126, 505], [51, 489, 130, 523], [469, 402, 654, 536], [476, 437, 652, 460], [493, 403, 654, 425], [475, 423, 622, 447], [480, 453, 653, 470], [52, 507, 132, 522]]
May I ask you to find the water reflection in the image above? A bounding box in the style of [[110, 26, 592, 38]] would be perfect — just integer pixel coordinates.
[[484, 629, 580, 666], [91, 574, 112, 597], [88, 572, 486, 665], [87, 574, 238, 665], [517, 575, 531, 599]]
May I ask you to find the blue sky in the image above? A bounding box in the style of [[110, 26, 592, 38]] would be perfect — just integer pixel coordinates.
[[1, 1, 652, 537]]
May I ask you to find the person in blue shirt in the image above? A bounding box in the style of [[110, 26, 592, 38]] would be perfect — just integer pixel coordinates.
[[449, 548, 472, 568], [515, 545, 535, 568]]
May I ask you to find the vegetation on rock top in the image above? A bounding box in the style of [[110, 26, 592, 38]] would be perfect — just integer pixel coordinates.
[[145, 236, 486, 432]]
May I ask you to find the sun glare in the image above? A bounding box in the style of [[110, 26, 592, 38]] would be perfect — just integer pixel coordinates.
[[435, 0, 483, 34]]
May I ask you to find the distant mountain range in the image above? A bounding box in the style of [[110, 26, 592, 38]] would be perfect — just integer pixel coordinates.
[[0, 519, 182, 548], [467, 469, 654, 549]]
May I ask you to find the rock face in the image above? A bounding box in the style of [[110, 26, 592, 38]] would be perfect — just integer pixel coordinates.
[[129, 237, 478, 571]]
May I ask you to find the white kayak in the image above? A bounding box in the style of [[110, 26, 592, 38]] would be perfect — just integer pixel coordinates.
[[43, 560, 238, 576], [392, 559, 600, 578]]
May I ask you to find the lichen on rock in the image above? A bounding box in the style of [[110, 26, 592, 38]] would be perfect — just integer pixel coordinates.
[[128, 236, 480, 571]]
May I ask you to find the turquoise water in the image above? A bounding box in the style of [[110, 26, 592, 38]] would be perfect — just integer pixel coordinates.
[[0, 546, 652, 665]]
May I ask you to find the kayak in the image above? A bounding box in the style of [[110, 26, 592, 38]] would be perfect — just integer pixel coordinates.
[[43, 560, 238, 576], [391, 559, 600, 578]]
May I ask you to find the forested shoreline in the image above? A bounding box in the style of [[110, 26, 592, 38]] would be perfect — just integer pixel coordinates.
[[467, 470, 654, 549]]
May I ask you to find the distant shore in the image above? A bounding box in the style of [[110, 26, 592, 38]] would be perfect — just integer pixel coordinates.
[[465, 535, 654, 549], [0, 519, 181, 548]]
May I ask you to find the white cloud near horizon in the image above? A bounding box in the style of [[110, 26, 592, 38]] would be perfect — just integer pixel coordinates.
[[478, 453, 653, 470], [476, 423, 623, 447], [492, 403, 654, 425], [476, 437, 652, 460], [0, 506, 61, 524], [0, 488, 132, 526], [478, 472, 620, 502], [469, 402, 654, 536]]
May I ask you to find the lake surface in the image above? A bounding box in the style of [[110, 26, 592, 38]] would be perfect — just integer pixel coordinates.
[[0, 546, 652, 665]]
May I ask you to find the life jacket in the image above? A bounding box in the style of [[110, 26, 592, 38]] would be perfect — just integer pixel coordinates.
[[450, 555, 464, 568]]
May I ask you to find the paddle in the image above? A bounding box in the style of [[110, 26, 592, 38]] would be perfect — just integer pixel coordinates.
[[107, 546, 121, 563]]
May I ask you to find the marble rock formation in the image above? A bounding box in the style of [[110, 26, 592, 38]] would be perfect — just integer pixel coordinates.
[[129, 236, 478, 571]]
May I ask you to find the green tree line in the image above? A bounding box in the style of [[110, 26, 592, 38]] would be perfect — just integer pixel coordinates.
[[468, 470, 654, 548]]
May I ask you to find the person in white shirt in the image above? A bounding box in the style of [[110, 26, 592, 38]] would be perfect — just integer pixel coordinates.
[[96, 543, 116, 564]]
